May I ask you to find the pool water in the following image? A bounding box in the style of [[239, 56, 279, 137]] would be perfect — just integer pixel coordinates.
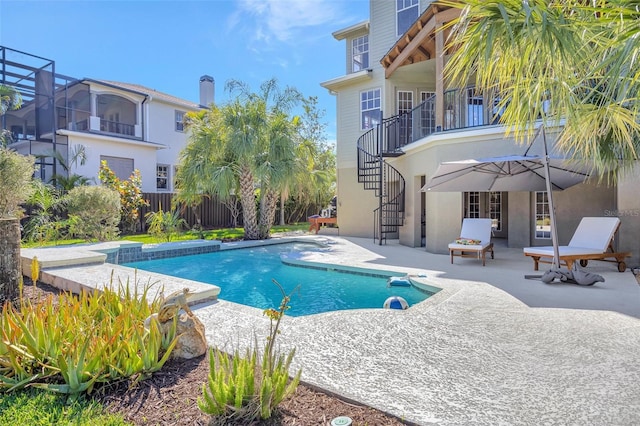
[[124, 243, 433, 316]]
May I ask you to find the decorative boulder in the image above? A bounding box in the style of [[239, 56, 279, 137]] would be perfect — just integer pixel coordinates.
[[162, 313, 207, 360], [146, 288, 208, 360]]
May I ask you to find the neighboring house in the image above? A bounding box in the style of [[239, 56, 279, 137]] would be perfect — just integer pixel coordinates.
[[321, 1, 639, 261], [0, 46, 214, 193]]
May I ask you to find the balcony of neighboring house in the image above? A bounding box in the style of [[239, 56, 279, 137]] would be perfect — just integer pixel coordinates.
[[55, 91, 142, 140]]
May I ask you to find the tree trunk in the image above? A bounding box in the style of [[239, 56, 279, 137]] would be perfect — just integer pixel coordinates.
[[279, 192, 286, 226], [258, 189, 279, 239], [239, 165, 259, 240], [0, 218, 21, 304]]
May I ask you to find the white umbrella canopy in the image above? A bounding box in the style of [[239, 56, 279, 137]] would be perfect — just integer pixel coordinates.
[[420, 155, 592, 193], [421, 130, 594, 270]]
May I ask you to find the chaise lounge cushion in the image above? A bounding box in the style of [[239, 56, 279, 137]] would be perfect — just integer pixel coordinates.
[[449, 218, 494, 266], [524, 217, 620, 256], [523, 217, 629, 271]]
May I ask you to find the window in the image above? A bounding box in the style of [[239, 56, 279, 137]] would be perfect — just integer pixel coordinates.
[[489, 192, 502, 232], [466, 88, 484, 127], [397, 91, 413, 145], [100, 156, 134, 181], [535, 191, 551, 239], [397, 0, 419, 37], [352, 35, 369, 72], [175, 110, 185, 132], [157, 164, 169, 190], [465, 192, 480, 218], [419, 91, 436, 137], [361, 88, 381, 130]]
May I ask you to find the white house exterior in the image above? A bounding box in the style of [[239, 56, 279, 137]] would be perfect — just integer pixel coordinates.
[[321, 1, 640, 264], [1, 46, 213, 193]]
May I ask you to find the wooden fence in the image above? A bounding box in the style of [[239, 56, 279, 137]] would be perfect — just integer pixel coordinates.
[[139, 193, 321, 232], [140, 193, 234, 231]]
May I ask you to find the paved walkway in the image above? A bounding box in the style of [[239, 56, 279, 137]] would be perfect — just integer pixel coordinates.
[[22, 236, 640, 425]]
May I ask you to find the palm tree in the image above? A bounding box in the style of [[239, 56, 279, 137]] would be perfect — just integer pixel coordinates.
[[443, 0, 640, 173], [180, 79, 302, 240], [1, 85, 22, 146], [39, 145, 92, 191]]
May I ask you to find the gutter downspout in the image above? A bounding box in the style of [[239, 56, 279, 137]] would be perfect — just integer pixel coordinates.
[[141, 94, 150, 141]]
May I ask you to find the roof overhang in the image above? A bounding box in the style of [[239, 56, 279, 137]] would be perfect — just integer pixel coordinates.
[[57, 129, 167, 149], [381, 2, 461, 79], [320, 69, 373, 93], [332, 20, 369, 41]]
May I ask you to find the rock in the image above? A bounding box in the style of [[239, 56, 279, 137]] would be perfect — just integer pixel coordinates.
[[166, 312, 208, 360]]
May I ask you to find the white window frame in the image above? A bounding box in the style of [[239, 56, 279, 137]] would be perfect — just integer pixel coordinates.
[[465, 192, 480, 218], [489, 191, 502, 232], [352, 35, 369, 72], [535, 191, 551, 239], [157, 164, 170, 191], [397, 0, 419, 37], [397, 90, 414, 144], [175, 110, 185, 132], [361, 88, 381, 130]]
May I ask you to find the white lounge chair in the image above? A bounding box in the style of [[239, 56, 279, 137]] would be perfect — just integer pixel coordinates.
[[448, 218, 494, 266], [523, 217, 631, 272]]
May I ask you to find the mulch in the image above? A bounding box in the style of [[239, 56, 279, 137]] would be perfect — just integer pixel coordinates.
[[19, 281, 410, 426]]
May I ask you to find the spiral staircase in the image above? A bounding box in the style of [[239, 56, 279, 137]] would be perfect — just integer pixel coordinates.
[[356, 97, 437, 244]]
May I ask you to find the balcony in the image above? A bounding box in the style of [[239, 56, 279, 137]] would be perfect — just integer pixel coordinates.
[[383, 87, 499, 154], [56, 106, 141, 139]]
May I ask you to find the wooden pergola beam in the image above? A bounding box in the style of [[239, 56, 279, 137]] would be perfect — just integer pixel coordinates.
[[385, 17, 436, 78]]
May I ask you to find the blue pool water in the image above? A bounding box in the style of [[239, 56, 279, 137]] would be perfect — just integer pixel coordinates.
[[124, 242, 434, 316]]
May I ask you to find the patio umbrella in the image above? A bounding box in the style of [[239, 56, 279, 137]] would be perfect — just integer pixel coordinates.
[[421, 128, 592, 269]]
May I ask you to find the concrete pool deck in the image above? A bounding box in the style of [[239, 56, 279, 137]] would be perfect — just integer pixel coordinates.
[[21, 236, 640, 425]]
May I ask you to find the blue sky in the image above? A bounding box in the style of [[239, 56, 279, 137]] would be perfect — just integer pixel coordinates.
[[0, 0, 370, 142]]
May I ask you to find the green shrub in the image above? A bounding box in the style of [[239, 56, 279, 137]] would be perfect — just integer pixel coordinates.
[[98, 161, 149, 233], [0, 280, 178, 396], [65, 185, 121, 241], [198, 280, 301, 422], [0, 147, 35, 219], [23, 181, 68, 244], [145, 205, 187, 242]]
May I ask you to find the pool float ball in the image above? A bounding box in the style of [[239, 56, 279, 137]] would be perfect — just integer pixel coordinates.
[[383, 296, 409, 310]]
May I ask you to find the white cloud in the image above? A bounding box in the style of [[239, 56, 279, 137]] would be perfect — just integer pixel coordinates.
[[235, 0, 344, 43]]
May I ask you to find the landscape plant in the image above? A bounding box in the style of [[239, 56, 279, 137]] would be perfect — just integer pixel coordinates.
[[65, 185, 121, 241], [145, 204, 187, 242], [198, 279, 301, 422], [0, 85, 22, 146], [0, 280, 178, 396], [22, 180, 68, 245], [0, 146, 35, 302], [98, 160, 149, 233], [443, 0, 640, 174], [40, 144, 92, 191], [179, 79, 328, 240]]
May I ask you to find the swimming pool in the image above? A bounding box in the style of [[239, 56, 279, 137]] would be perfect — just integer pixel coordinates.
[[123, 242, 434, 316]]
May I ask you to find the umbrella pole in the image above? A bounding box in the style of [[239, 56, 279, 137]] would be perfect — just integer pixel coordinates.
[[541, 127, 561, 269], [525, 127, 561, 279]]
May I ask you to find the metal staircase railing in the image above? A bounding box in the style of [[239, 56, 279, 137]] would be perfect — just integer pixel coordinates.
[[356, 96, 437, 244]]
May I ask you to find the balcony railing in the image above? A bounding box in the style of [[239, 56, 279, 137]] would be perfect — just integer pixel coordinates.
[[99, 119, 135, 137], [55, 106, 137, 138], [444, 87, 499, 131], [381, 94, 437, 153]]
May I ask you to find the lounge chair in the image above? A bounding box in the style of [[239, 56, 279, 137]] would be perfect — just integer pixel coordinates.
[[523, 217, 631, 272], [448, 218, 494, 266]]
